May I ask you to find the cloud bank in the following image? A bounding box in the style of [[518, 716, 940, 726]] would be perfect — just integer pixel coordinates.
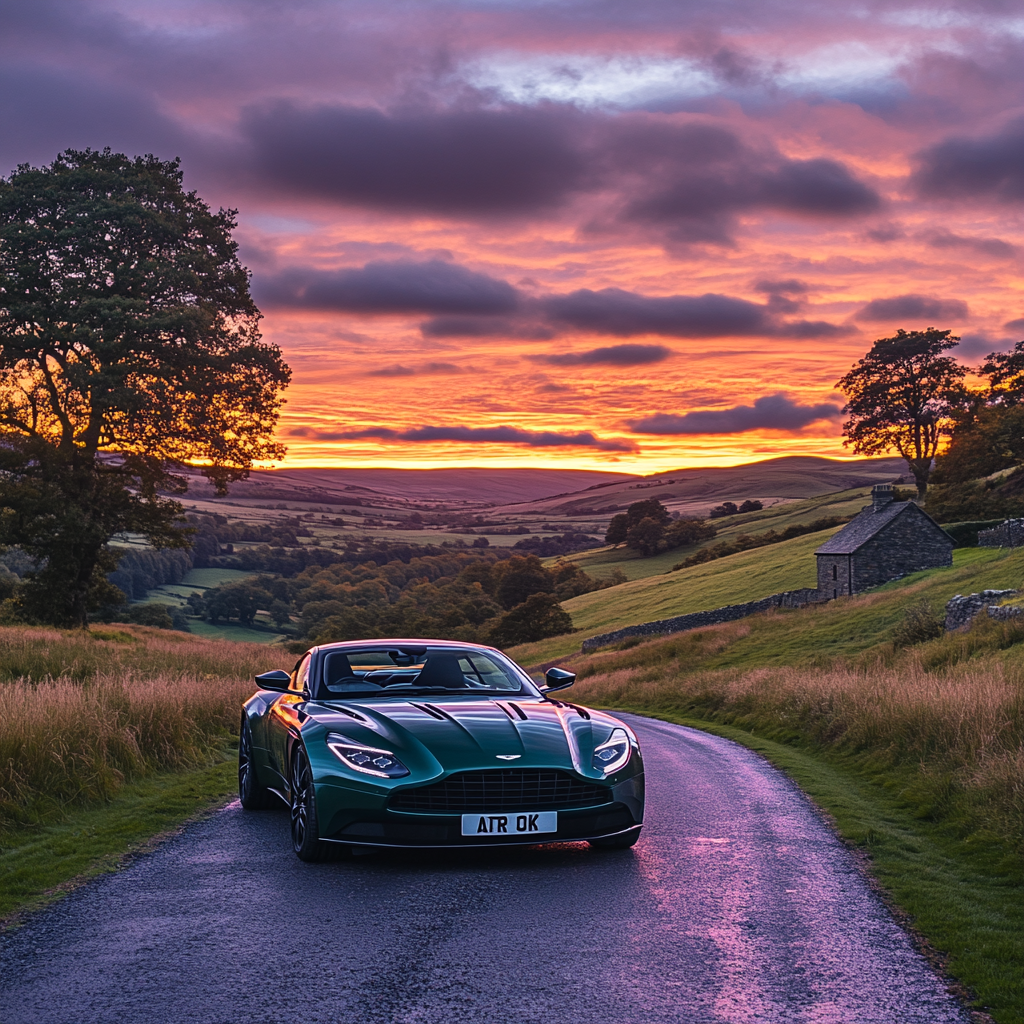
[[629, 394, 842, 435], [289, 424, 636, 451]]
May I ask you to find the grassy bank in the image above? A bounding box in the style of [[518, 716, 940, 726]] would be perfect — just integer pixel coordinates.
[[0, 626, 280, 831], [1, 758, 242, 924], [0, 625, 285, 921]]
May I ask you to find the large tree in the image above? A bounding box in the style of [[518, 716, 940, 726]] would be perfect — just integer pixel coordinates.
[[0, 149, 290, 626], [836, 328, 967, 499]]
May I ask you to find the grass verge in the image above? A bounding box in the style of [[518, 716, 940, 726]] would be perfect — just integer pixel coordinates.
[[0, 753, 245, 926], [612, 710, 1022, 1024]]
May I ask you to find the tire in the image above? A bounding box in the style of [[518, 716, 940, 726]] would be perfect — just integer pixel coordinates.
[[589, 828, 642, 850], [290, 746, 332, 862], [238, 717, 276, 810]]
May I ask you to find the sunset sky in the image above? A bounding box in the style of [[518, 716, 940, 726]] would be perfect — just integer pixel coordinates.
[[2, 1, 1021, 472]]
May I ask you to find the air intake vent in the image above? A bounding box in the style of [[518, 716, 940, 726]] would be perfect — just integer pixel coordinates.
[[388, 769, 610, 813]]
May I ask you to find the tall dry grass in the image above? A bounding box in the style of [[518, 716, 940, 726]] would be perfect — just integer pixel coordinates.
[[570, 627, 1024, 847], [0, 625, 285, 826]]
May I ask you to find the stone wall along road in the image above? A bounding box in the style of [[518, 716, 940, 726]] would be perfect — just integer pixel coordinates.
[[0, 716, 970, 1024]]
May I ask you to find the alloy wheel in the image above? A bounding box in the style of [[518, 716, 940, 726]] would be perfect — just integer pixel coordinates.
[[291, 752, 312, 851]]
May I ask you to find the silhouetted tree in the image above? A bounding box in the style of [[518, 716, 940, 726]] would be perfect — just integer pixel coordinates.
[[0, 150, 290, 625], [836, 328, 967, 499]]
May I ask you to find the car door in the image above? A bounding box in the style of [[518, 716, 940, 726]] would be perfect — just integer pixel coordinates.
[[266, 653, 311, 790]]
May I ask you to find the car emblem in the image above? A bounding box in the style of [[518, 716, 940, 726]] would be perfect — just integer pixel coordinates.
[[496, 754, 521, 760]]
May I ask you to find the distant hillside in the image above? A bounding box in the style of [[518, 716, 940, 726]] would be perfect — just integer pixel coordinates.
[[180, 467, 636, 506], [177, 455, 906, 516], [491, 455, 908, 517]]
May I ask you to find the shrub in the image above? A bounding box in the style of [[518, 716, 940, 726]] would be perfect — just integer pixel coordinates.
[[891, 600, 945, 648]]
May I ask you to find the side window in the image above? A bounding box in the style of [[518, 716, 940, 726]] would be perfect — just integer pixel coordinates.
[[291, 654, 311, 693]]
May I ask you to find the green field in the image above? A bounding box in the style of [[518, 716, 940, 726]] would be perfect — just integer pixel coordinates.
[[136, 567, 288, 642], [559, 485, 880, 581], [186, 620, 287, 646], [514, 528, 832, 664], [140, 566, 259, 609]]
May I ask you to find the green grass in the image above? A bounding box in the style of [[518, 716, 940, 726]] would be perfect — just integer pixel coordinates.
[[560, 485, 878, 581], [612, 712, 1024, 1023], [0, 754, 243, 926], [186, 619, 287, 645], [514, 528, 831, 664], [668, 546, 1024, 672], [517, 528, 1024, 668], [139, 567, 262, 611]]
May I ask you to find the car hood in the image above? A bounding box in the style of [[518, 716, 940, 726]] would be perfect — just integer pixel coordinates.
[[305, 697, 623, 778]]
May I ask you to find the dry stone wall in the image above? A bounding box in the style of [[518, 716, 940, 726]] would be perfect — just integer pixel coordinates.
[[944, 590, 1019, 631], [580, 588, 823, 652], [977, 520, 1024, 547]]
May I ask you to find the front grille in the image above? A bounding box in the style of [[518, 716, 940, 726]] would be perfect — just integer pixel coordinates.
[[388, 769, 610, 813]]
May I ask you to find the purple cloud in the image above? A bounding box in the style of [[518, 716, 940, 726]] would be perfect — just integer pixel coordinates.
[[289, 423, 636, 451], [629, 393, 842, 434], [366, 362, 463, 376], [924, 230, 1018, 259], [254, 259, 519, 314], [241, 101, 590, 215], [237, 100, 879, 243], [913, 117, 1024, 204], [544, 288, 770, 337], [856, 294, 969, 322], [530, 344, 671, 366]]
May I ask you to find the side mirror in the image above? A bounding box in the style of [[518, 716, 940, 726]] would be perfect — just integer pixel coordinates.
[[543, 667, 576, 692], [255, 669, 291, 692]]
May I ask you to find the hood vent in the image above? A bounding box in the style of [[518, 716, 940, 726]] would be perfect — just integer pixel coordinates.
[[565, 703, 590, 720], [508, 702, 528, 721], [410, 702, 448, 721], [334, 705, 368, 722]]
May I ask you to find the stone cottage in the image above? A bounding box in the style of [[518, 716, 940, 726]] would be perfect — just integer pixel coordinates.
[[814, 484, 953, 599]]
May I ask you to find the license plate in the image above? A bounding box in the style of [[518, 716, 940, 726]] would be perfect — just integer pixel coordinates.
[[461, 811, 557, 837]]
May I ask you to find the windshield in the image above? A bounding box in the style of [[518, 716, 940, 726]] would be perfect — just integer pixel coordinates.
[[316, 646, 529, 699]]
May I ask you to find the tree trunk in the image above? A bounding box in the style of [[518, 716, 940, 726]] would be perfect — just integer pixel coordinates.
[[907, 458, 931, 500]]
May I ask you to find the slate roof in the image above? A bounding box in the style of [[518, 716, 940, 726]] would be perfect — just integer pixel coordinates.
[[814, 501, 950, 555]]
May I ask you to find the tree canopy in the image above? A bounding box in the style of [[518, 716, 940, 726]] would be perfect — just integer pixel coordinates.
[[836, 328, 967, 498], [0, 149, 291, 625], [931, 339, 1024, 491]]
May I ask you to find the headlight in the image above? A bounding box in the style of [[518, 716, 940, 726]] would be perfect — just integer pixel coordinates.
[[326, 734, 409, 778], [592, 728, 631, 774]]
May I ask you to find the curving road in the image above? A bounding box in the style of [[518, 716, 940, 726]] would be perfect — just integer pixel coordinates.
[[0, 714, 970, 1024]]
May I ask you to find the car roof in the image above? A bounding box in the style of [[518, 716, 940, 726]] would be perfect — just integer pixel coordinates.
[[311, 638, 501, 655]]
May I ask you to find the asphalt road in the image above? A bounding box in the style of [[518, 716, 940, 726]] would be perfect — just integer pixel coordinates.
[[0, 714, 970, 1024]]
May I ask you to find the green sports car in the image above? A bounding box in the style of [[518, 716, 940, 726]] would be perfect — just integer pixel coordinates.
[[238, 639, 645, 861]]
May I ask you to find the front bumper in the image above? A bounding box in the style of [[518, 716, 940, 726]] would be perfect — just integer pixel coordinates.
[[317, 772, 645, 849]]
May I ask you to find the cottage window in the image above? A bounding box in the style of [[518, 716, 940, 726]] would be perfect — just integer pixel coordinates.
[[832, 564, 837, 580]]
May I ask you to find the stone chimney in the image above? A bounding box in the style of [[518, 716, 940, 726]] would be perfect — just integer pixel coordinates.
[[871, 483, 894, 510]]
